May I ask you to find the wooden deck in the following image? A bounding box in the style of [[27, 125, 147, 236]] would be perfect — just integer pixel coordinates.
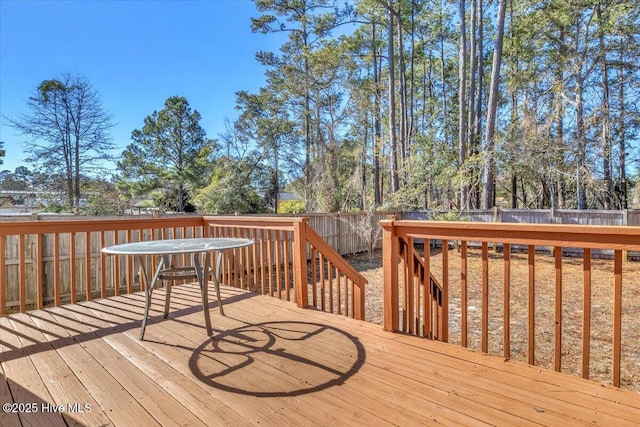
[[1, 284, 639, 427]]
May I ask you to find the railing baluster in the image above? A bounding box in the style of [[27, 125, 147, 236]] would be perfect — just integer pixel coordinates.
[[245, 228, 253, 292], [85, 232, 92, 301], [267, 230, 274, 296], [284, 236, 291, 301], [126, 229, 133, 293], [401, 241, 408, 332], [582, 248, 591, 379], [424, 238, 431, 339], [233, 227, 241, 289], [70, 233, 76, 305], [54, 233, 61, 304], [344, 274, 349, 318], [528, 245, 535, 365], [328, 261, 334, 313], [36, 234, 44, 309], [113, 230, 120, 296], [311, 248, 317, 307], [18, 235, 26, 312], [442, 239, 449, 342], [275, 230, 282, 298], [241, 227, 250, 291], [100, 230, 106, 299], [350, 278, 354, 319], [319, 252, 325, 311], [337, 269, 342, 316], [407, 238, 415, 334], [482, 242, 489, 353], [554, 247, 563, 372], [503, 243, 511, 360], [461, 240, 467, 347], [613, 250, 622, 387]]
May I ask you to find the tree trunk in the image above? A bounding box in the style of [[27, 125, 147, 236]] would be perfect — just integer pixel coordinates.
[[474, 0, 484, 145], [576, 71, 587, 209], [372, 22, 383, 206], [482, 0, 506, 209], [396, 8, 408, 181], [617, 39, 627, 209], [303, 20, 313, 210], [467, 0, 477, 161], [555, 27, 566, 210], [458, 0, 468, 210], [388, 0, 399, 194], [440, 2, 448, 148], [598, 4, 612, 209]]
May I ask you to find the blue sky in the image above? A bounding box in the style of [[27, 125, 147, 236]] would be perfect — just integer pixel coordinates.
[[0, 0, 287, 174]]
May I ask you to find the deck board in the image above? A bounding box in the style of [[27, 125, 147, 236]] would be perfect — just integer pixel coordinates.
[[1, 284, 639, 426]]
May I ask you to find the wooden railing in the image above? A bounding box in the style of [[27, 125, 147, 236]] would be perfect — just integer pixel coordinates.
[[202, 216, 366, 320], [0, 216, 366, 321], [381, 219, 640, 389], [398, 238, 443, 339], [0, 217, 206, 314]]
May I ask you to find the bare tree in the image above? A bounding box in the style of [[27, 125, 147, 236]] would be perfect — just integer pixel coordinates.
[[8, 72, 114, 208]]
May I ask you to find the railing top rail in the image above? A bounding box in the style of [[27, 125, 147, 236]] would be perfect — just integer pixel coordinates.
[[0, 216, 205, 236], [203, 215, 307, 231], [381, 219, 640, 250]]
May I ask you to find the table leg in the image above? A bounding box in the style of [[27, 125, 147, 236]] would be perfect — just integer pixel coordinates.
[[139, 256, 165, 340], [194, 253, 213, 337], [163, 255, 172, 318], [213, 251, 225, 316]]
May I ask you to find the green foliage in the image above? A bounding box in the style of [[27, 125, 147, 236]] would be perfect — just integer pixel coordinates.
[[82, 178, 123, 215], [117, 96, 216, 212], [193, 157, 266, 214], [430, 210, 470, 222], [278, 200, 306, 214]]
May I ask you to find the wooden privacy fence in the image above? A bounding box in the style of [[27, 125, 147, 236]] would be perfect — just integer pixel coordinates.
[[0, 216, 366, 321], [381, 219, 640, 389], [404, 208, 640, 226], [301, 211, 395, 255]]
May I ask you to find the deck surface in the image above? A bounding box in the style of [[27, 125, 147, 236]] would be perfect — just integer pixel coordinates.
[[1, 284, 639, 426]]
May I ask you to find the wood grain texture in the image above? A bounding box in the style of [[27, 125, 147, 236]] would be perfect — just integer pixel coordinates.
[[1, 285, 638, 426]]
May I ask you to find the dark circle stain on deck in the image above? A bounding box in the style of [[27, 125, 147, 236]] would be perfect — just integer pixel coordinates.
[[189, 321, 365, 397]]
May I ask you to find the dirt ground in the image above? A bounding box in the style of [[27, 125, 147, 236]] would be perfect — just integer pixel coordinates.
[[344, 247, 640, 393]]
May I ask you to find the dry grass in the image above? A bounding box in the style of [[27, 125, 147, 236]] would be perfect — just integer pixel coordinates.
[[346, 247, 640, 393]]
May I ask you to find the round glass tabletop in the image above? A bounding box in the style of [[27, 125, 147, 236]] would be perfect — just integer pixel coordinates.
[[102, 237, 254, 255]]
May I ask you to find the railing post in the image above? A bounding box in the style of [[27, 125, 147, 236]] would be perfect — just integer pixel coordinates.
[[381, 218, 399, 332], [293, 218, 309, 309], [353, 280, 365, 321]]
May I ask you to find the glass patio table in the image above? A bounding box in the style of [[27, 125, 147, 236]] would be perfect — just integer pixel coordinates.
[[102, 237, 254, 339]]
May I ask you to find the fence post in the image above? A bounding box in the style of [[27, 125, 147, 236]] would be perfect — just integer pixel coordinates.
[[381, 217, 399, 332], [293, 218, 309, 309]]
